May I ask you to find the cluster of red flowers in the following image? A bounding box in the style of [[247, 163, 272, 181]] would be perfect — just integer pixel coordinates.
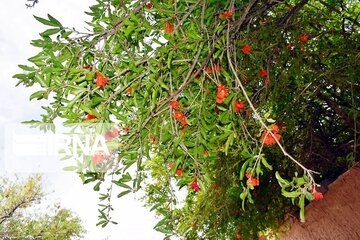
[[95, 70, 109, 87], [246, 172, 260, 187], [164, 22, 174, 34], [259, 68, 270, 85], [205, 64, 222, 74], [299, 34, 309, 43], [146, 2, 152, 9], [234, 100, 245, 113], [311, 185, 324, 201], [173, 110, 187, 127], [104, 128, 120, 141], [190, 178, 200, 192], [216, 84, 229, 104], [170, 100, 179, 109], [259, 68, 267, 78], [220, 10, 233, 19], [261, 124, 282, 146], [242, 44, 251, 54], [92, 150, 110, 165], [176, 168, 183, 177]]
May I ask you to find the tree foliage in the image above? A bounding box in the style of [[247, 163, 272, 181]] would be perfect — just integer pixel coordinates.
[[0, 175, 85, 239], [15, 0, 359, 239]]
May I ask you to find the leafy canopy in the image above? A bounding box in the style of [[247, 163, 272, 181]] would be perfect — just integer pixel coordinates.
[[15, 0, 359, 239], [0, 175, 85, 239]]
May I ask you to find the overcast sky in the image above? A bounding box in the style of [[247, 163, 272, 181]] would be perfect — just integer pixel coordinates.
[[0, 1, 163, 239]]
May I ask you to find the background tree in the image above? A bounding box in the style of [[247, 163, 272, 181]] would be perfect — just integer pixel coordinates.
[[0, 175, 85, 239], [14, 0, 359, 239]]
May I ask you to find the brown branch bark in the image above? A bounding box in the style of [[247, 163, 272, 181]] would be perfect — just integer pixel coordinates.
[[0, 198, 36, 225], [278, 0, 309, 27]]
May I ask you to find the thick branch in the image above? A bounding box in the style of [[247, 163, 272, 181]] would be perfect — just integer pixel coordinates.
[[0, 198, 36, 225], [278, 0, 309, 27]]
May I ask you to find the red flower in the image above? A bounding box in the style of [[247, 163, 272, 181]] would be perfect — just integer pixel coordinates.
[[104, 131, 113, 141], [203, 149, 208, 156], [164, 22, 174, 34], [271, 124, 280, 133], [236, 234, 241, 240], [212, 183, 218, 188], [287, 44, 293, 50], [242, 45, 251, 54], [168, 162, 174, 169], [180, 118, 188, 127], [83, 65, 91, 70], [261, 124, 282, 146], [213, 64, 222, 72], [234, 100, 245, 113], [311, 185, 324, 201], [105, 128, 120, 141], [216, 84, 229, 104], [174, 111, 185, 122], [205, 66, 214, 74], [170, 100, 179, 109], [111, 128, 120, 137], [176, 168, 183, 177], [259, 69, 268, 78], [126, 88, 132, 96], [95, 70, 109, 87], [313, 191, 324, 201], [299, 34, 309, 43], [92, 151, 107, 165], [86, 114, 96, 120], [146, 2, 152, 9], [245, 173, 260, 187], [190, 178, 200, 192], [221, 10, 233, 19]]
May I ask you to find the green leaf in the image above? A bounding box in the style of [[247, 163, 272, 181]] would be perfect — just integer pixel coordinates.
[[47, 14, 62, 27], [240, 159, 250, 180], [117, 190, 131, 198], [18, 65, 36, 71], [224, 132, 234, 155], [299, 194, 305, 222], [261, 157, 273, 170], [29, 90, 46, 101], [34, 15, 60, 27], [63, 166, 78, 171], [275, 171, 290, 187], [40, 28, 61, 37], [281, 189, 301, 198], [93, 181, 101, 191]]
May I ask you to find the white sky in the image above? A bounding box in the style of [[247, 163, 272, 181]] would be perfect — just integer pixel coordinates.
[[0, 1, 163, 239]]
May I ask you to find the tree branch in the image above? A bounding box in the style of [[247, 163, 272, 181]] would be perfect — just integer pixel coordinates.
[[318, 0, 360, 27], [278, 0, 309, 27]]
